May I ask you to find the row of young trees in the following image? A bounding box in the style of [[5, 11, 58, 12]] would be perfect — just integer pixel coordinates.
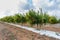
[[0, 9, 60, 29]]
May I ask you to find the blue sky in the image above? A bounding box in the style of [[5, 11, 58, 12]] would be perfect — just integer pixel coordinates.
[[0, 0, 60, 18]]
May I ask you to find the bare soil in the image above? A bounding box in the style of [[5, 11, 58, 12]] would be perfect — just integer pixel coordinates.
[[21, 23, 60, 33], [0, 23, 59, 40], [40, 24, 60, 33]]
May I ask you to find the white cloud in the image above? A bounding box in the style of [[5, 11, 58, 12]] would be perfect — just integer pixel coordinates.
[[0, 0, 20, 18], [48, 10, 60, 18], [0, 12, 6, 18], [0, 0, 60, 19], [56, 0, 60, 2], [58, 4, 60, 9], [0, 0, 28, 18], [0, 0, 19, 11], [32, 0, 60, 18], [18, 0, 28, 9], [46, 0, 54, 7], [32, 0, 54, 8]]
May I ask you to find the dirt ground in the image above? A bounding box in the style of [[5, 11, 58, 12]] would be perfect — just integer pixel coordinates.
[[41, 24, 60, 33], [21, 23, 60, 33], [0, 23, 59, 40]]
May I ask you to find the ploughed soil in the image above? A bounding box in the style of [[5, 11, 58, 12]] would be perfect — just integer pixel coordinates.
[[41, 24, 60, 33], [21, 23, 60, 33], [0, 23, 59, 40]]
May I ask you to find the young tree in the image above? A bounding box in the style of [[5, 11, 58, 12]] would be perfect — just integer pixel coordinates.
[[26, 9, 36, 27], [13, 14, 22, 23], [20, 14, 27, 25], [43, 13, 50, 24], [49, 16, 58, 24], [26, 9, 43, 29], [6, 16, 14, 23], [58, 19, 60, 23]]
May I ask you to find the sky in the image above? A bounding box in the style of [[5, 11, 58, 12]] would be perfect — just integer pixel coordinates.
[[0, 0, 60, 18]]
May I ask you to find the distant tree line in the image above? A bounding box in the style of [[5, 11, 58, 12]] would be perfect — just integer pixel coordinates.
[[0, 9, 60, 29]]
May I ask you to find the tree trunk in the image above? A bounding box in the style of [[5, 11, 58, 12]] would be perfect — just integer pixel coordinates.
[[40, 24, 41, 29], [37, 24, 39, 30]]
